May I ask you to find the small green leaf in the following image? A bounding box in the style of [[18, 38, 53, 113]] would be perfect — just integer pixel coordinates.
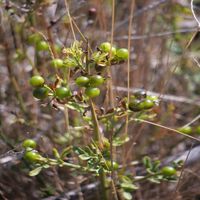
[[43, 164, 50, 169], [122, 191, 132, 200], [120, 175, 132, 184], [61, 147, 72, 159], [53, 148, 60, 159], [146, 168, 155, 175], [152, 160, 160, 171], [29, 167, 42, 176], [148, 177, 161, 184], [79, 154, 91, 161], [73, 146, 86, 155], [121, 182, 138, 191], [113, 136, 130, 147], [143, 156, 152, 169], [66, 102, 87, 113]]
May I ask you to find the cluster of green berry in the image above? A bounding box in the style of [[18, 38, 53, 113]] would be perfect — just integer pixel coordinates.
[[29, 74, 105, 100], [128, 91, 159, 112], [99, 42, 129, 61], [29, 75, 71, 100], [22, 139, 42, 162], [29, 41, 129, 101], [29, 75, 49, 99], [75, 75, 104, 98]]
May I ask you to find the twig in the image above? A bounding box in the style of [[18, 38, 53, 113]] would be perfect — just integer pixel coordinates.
[[191, 0, 200, 27], [183, 114, 200, 128], [64, 0, 76, 41], [132, 118, 200, 143], [172, 143, 194, 199], [115, 28, 198, 41]]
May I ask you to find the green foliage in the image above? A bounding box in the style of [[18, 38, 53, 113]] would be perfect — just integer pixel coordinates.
[[142, 156, 179, 183], [24, 40, 179, 200]]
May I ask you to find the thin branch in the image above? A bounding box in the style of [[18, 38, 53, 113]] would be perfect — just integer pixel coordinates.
[[115, 28, 198, 41], [172, 143, 194, 199], [191, 0, 200, 27], [183, 114, 200, 128], [132, 118, 200, 143]]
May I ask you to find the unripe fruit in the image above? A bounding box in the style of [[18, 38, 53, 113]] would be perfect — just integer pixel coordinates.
[[99, 42, 116, 57], [36, 41, 49, 51], [116, 48, 129, 60], [55, 87, 71, 99], [29, 75, 44, 87], [89, 75, 104, 87], [100, 42, 111, 52], [196, 126, 200, 135], [178, 126, 192, 134], [50, 59, 64, 68], [75, 76, 90, 87], [33, 87, 49, 99], [110, 47, 117, 58], [85, 87, 100, 98], [22, 139, 37, 149], [161, 166, 176, 176], [128, 100, 144, 112], [24, 150, 41, 162], [140, 99, 154, 110]]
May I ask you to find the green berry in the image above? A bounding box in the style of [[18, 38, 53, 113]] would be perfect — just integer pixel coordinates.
[[36, 41, 49, 51], [33, 87, 49, 99], [161, 166, 176, 176], [140, 99, 154, 110], [29, 75, 44, 87], [24, 150, 41, 162], [85, 87, 100, 98], [28, 33, 42, 44], [75, 76, 90, 87], [110, 47, 117, 58], [55, 87, 71, 99], [100, 42, 111, 52], [178, 126, 192, 134], [99, 42, 116, 57], [195, 126, 200, 135], [128, 100, 144, 112], [116, 48, 129, 60], [89, 75, 104, 87], [22, 139, 37, 149], [50, 59, 64, 68]]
